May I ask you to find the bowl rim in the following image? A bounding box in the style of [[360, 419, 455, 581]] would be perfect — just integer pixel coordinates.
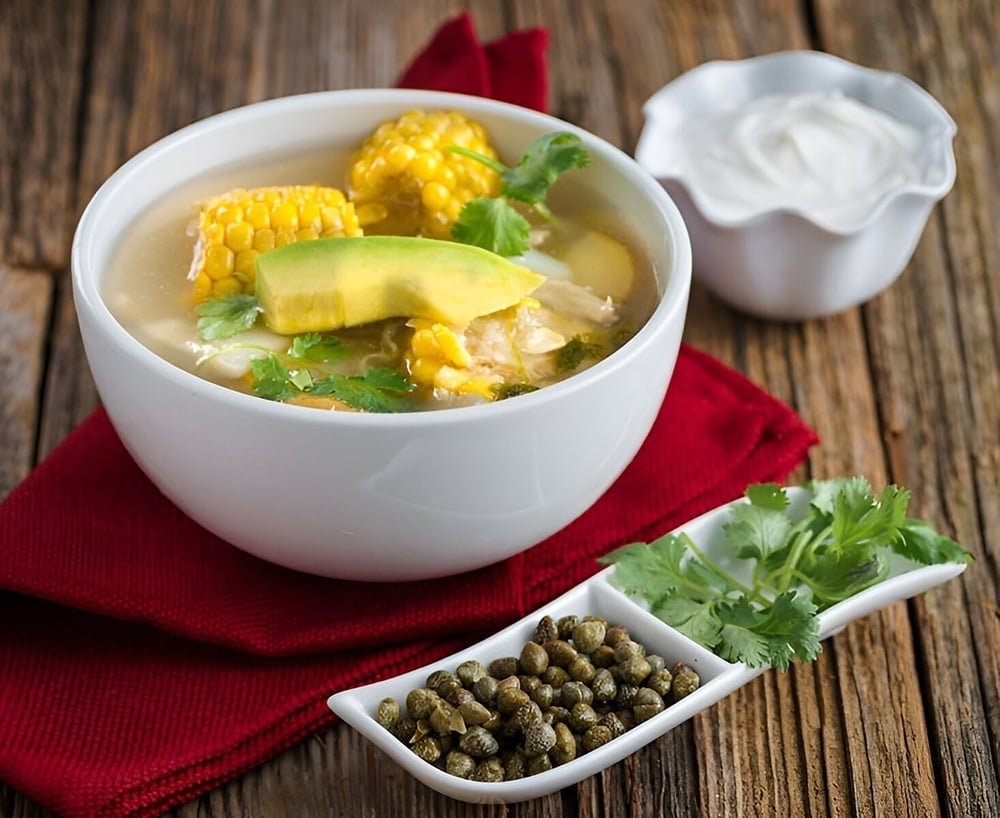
[[635, 50, 957, 236], [72, 88, 692, 428]]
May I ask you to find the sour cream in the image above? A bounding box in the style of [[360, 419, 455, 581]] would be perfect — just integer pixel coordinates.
[[671, 89, 923, 227]]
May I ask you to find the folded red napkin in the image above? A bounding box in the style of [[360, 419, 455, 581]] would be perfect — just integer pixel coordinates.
[[0, 15, 818, 818]]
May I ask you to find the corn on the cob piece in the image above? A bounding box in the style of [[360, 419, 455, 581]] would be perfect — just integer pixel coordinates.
[[188, 185, 362, 302], [348, 110, 502, 240]]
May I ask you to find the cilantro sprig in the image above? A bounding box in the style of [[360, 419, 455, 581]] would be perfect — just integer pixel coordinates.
[[600, 477, 972, 670], [448, 131, 589, 257], [250, 353, 415, 413]]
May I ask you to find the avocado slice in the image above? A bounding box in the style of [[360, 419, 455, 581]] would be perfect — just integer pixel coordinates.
[[254, 236, 546, 334]]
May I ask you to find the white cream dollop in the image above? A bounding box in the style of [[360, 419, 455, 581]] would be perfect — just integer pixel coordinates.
[[672, 90, 923, 227]]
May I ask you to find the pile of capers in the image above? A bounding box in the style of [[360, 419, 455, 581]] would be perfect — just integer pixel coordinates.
[[375, 614, 701, 781]]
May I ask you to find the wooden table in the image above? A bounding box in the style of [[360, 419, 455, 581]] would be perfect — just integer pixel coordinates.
[[2, 1, 997, 815]]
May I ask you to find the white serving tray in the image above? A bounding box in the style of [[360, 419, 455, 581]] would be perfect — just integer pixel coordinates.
[[327, 489, 967, 803]]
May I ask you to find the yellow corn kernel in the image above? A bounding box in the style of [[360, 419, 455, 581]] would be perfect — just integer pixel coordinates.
[[192, 272, 213, 302], [253, 229, 276, 253], [204, 245, 235, 280], [431, 324, 472, 368], [212, 277, 243, 298], [409, 357, 442, 385], [348, 110, 501, 239], [187, 185, 363, 301], [224, 221, 254, 253]]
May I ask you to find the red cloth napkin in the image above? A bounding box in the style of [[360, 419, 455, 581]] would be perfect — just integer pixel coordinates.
[[0, 15, 818, 818]]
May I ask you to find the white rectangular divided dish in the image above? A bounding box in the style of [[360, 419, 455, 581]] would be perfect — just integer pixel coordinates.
[[327, 489, 967, 803]]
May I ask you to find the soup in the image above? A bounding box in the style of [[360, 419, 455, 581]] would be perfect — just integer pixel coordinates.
[[104, 110, 658, 412]]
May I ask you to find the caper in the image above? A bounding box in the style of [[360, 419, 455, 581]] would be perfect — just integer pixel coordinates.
[[544, 639, 579, 668], [543, 705, 570, 725], [618, 655, 653, 685], [604, 624, 630, 647], [526, 753, 553, 775], [520, 640, 550, 675], [600, 711, 628, 739], [524, 721, 557, 757], [482, 709, 503, 731], [470, 756, 505, 782], [556, 615, 580, 639], [646, 667, 673, 698], [456, 659, 487, 687], [488, 656, 519, 678], [541, 665, 569, 687], [591, 668, 617, 704], [459, 725, 500, 758], [429, 700, 466, 735], [590, 644, 617, 668], [646, 654, 667, 673], [550, 721, 577, 765], [671, 663, 700, 700], [406, 688, 437, 720], [503, 749, 527, 780], [389, 715, 417, 743], [411, 734, 441, 763], [614, 639, 646, 663], [613, 683, 640, 709], [520, 675, 542, 696], [459, 699, 492, 726], [450, 688, 476, 708], [568, 655, 597, 683], [529, 682, 554, 709], [425, 669, 455, 691], [495, 674, 521, 691], [568, 702, 598, 733], [445, 750, 476, 778], [510, 701, 543, 732], [533, 615, 559, 644], [633, 687, 666, 723], [560, 680, 593, 708], [571, 620, 607, 654], [496, 686, 531, 715], [375, 697, 400, 729], [615, 708, 636, 732], [473, 675, 498, 706], [582, 724, 614, 751]]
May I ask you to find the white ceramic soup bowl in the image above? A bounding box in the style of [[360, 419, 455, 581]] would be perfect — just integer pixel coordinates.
[[72, 89, 692, 581], [635, 51, 956, 321]]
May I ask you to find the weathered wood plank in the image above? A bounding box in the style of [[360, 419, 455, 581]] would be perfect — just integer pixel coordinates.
[[0, 267, 53, 499], [0, 1, 88, 270], [813, 0, 1000, 815]]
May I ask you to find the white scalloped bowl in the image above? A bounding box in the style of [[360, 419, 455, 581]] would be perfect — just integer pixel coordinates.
[[635, 51, 956, 320]]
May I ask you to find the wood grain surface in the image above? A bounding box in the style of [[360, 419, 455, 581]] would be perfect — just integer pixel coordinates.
[[1, 1, 996, 816]]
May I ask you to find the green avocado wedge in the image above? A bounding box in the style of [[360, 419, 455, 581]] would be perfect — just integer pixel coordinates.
[[254, 236, 546, 334]]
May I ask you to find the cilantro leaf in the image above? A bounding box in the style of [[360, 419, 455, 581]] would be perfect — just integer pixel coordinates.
[[288, 333, 346, 362], [499, 132, 590, 206], [195, 294, 259, 340], [451, 198, 531, 257], [715, 592, 820, 671], [652, 593, 723, 648], [894, 519, 972, 565], [310, 367, 415, 413], [555, 336, 603, 373], [600, 533, 734, 603], [724, 485, 792, 561], [250, 354, 302, 401]]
